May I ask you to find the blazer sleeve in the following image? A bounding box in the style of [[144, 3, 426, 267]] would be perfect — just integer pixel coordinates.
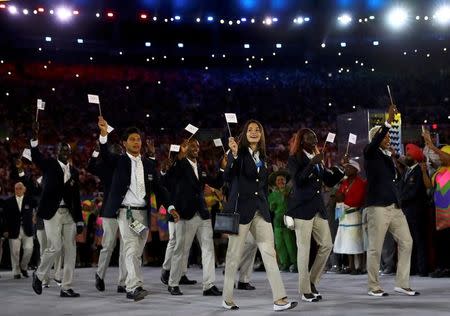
[[223, 151, 242, 183], [364, 124, 390, 158], [72, 171, 83, 223], [323, 167, 345, 188], [31, 146, 49, 172], [99, 141, 120, 168], [288, 154, 316, 186], [152, 169, 170, 209], [86, 156, 100, 177]]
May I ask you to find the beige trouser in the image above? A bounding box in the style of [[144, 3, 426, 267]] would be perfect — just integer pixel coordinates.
[[366, 204, 413, 292], [37, 208, 76, 290], [294, 213, 333, 294], [97, 217, 127, 286], [238, 233, 257, 283], [117, 208, 149, 292], [162, 221, 188, 276], [9, 227, 34, 276], [223, 212, 286, 303], [37, 229, 63, 283], [169, 214, 215, 290]]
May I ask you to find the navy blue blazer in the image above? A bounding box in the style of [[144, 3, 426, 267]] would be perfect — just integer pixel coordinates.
[[363, 125, 400, 208], [100, 142, 169, 223], [399, 165, 428, 218], [166, 158, 212, 220], [223, 148, 271, 225], [287, 152, 344, 220], [4, 195, 35, 239], [31, 146, 83, 223]]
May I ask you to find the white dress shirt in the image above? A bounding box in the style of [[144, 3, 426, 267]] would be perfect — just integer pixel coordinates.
[[58, 160, 71, 206], [16, 196, 24, 211], [122, 153, 147, 207], [187, 158, 199, 179]]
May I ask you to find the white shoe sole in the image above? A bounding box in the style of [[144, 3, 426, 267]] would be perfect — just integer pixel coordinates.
[[394, 287, 420, 296], [222, 301, 239, 310], [273, 301, 298, 311], [302, 295, 319, 302], [368, 291, 389, 297]]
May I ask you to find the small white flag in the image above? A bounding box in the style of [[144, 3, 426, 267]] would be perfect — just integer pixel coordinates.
[[88, 94, 100, 104], [185, 124, 199, 135], [348, 133, 357, 144], [169, 145, 180, 152], [224, 113, 238, 124], [22, 149, 32, 161], [37, 99, 45, 110], [213, 138, 223, 147], [325, 132, 336, 143], [107, 124, 114, 133]]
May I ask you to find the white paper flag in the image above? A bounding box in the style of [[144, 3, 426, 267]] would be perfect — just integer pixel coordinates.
[[185, 124, 199, 135], [325, 132, 336, 143], [88, 94, 100, 104], [107, 124, 114, 133], [213, 138, 223, 147], [22, 149, 32, 161], [169, 145, 180, 152], [348, 133, 357, 144], [37, 99, 45, 110], [224, 113, 238, 123]]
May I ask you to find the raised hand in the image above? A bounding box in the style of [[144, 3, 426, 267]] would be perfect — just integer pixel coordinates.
[[98, 116, 108, 137], [228, 137, 238, 157], [387, 103, 398, 124]]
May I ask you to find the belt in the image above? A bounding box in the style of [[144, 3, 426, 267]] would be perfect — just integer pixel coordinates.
[[120, 205, 147, 211]]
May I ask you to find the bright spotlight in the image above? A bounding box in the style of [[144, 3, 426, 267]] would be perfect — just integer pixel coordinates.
[[321, 43, 326, 48], [373, 41, 379, 46], [8, 5, 18, 15], [276, 43, 282, 48], [145, 42, 151, 47], [23, 9, 29, 15], [244, 44, 250, 49], [174, 15, 181, 20], [340, 42, 347, 47], [45, 36, 52, 42], [264, 17, 272, 25], [177, 43, 184, 48], [77, 38, 84, 44], [56, 7, 73, 22], [294, 16, 304, 24], [338, 13, 352, 26], [434, 5, 450, 25], [207, 16, 214, 21], [386, 7, 409, 30], [196, 17, 201, 22]]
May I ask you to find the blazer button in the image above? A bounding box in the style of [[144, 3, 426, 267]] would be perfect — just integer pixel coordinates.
[[316, 179, 320, 182], [256, 179, 259, 182], [255, 192, 258, 196]]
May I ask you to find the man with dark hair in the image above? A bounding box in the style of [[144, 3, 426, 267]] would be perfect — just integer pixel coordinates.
[[166, 138, 222, 296], [88, 141, 128, 293], [31, 124, 84, 298], [98, 116, 173, 301]]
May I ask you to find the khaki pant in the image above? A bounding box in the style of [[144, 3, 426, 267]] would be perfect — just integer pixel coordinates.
[[162, 221, 188, 276], [366, 204, 413, 292], [97, 218, 127, 286], [169, 214, 215, 290], [117, 208, 149, 292], [9, 227, 34, 276], [238, 233, 257, 283], [294, 214, 333, 294], [37, 229, 63, 283], [37, 208, 76, 290], [223, 212, 286, 303]]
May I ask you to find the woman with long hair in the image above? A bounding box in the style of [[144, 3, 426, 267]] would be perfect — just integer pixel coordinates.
[[287, 128, 345, 302], [221, 119, 297, 312]]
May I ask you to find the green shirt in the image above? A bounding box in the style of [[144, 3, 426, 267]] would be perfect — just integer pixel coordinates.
[[268, 188, 289, 228]]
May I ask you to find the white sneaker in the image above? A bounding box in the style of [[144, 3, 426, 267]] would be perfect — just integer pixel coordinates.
[[368, 290, 389, 297], [302, 294, 319, 302], [273, 301, 298, 312], [394, 287, 420, 296], [222, 300, 239, 310]]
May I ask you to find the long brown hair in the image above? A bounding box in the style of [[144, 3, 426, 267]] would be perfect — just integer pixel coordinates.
[[289, 128, 314, 156], [238, 119, 266, 159]]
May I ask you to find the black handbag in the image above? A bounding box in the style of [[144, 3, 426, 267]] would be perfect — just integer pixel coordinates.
[[214, 158, 242, 235]]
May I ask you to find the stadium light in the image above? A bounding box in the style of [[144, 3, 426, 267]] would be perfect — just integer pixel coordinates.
[[434, 5, 450, 25], [244, 44, 250, 49], [56, 7, 73, 22], [386, 7, 409, 30], [207, 16, 214, 21], [338, 13, 352, 26], [8, 5, 18, 15]]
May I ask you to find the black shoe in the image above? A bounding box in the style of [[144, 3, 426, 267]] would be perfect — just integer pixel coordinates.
[[168, 286, 183, 296], [21, 269, 29, 278], [32, 272, 42, 295], [161, 269, 169, 285], [60, 289, 80, 298], [203, 285, 222, 296], [95, 273, 105, 292], [237, 282, 256, 290], [180, 275, 197, 285], [14, 274, 21, 279], [54, 278, 62, 287], [117, 285, 126, 293], [302, 293, 319, 302], [311, 283, 322, 300], [126, 287, 148, 301]]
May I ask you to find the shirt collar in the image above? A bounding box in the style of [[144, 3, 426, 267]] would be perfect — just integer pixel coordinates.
[[187, 158, 197, 168], [248, 147, 260, 159], [126, 152, 141, 161], [303, 149, 315, 160], [408, 163, 419, 171], [57, 160, 70, 169], [379, 148, 392, 157]]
